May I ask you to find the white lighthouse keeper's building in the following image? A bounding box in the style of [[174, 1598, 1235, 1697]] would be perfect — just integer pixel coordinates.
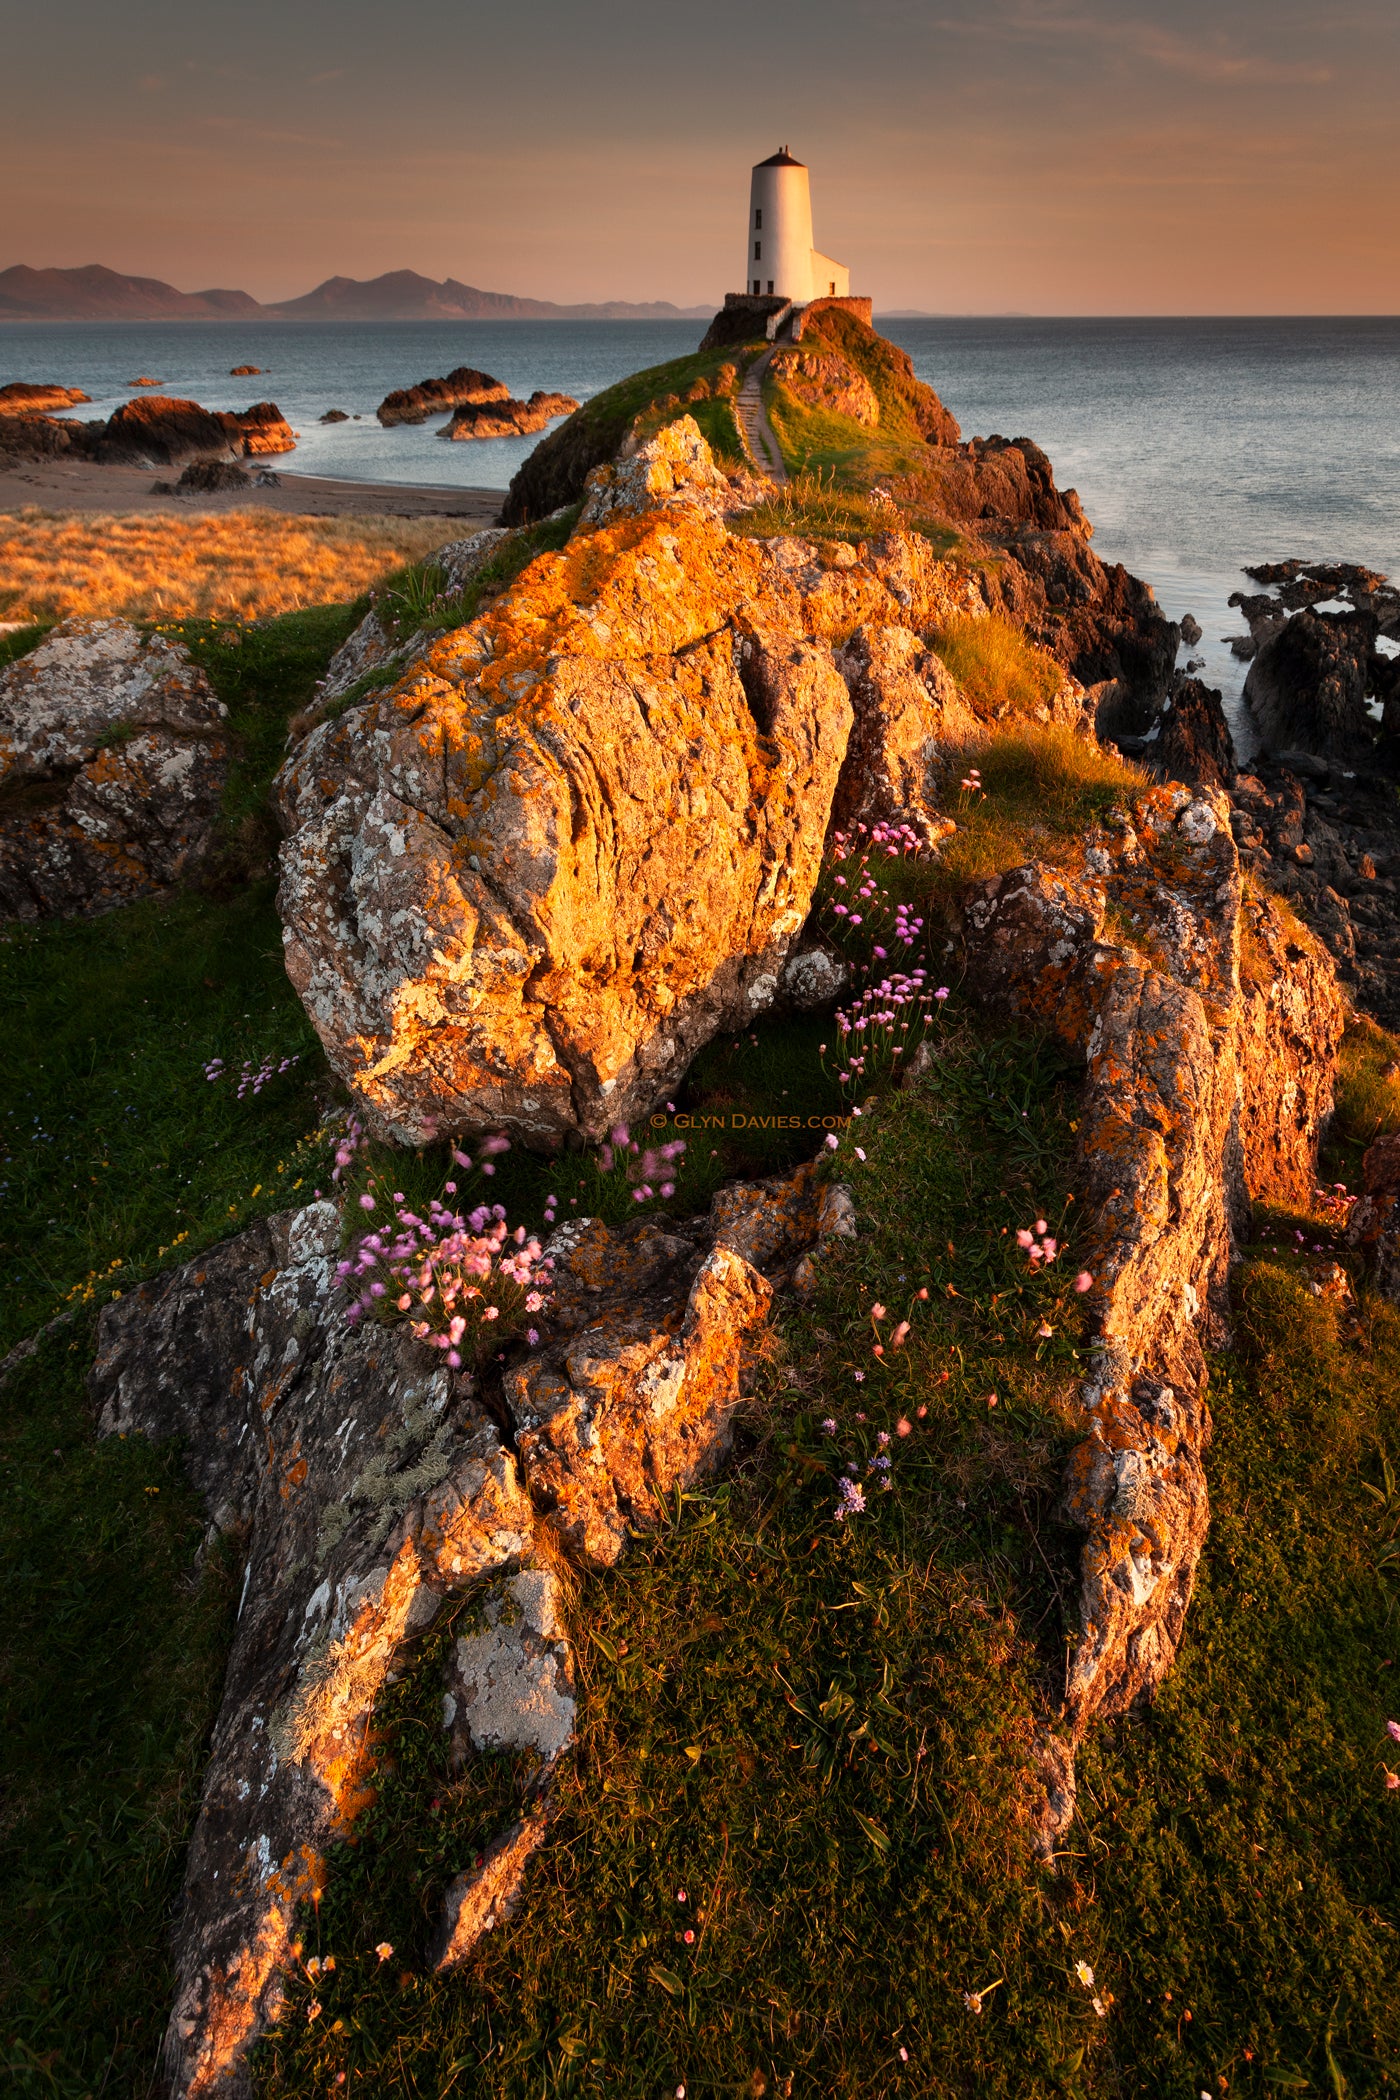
[[745, 147, 849, 304]]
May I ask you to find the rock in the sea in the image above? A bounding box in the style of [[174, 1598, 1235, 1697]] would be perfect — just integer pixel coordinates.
[[89, 1154, 827, 2092], [1244, 605, 1377, 764], [97, 394, 294, 466], [443, 390, 579, 441], [229, 364, 262, 376], [377, 366, 512, 427], [1179, 613, 1202, 646], [962, 781, 1344, 1846], [319, 408, 349, 423], [1150, 675, 1236, 790], [0, 380, 91, 413], [0, 617, 229, 919], [274, 421, 985, 1146]]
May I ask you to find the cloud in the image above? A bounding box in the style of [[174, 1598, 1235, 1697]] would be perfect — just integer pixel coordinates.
[[933, 1, 1334, 86], [308, 67, 344, 85]]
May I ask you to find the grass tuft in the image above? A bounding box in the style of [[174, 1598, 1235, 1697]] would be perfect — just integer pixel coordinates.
[[930, 612, 1066, 719]]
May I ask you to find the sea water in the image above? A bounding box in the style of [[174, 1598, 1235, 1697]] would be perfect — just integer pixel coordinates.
[[4, 314, 1398, 727]]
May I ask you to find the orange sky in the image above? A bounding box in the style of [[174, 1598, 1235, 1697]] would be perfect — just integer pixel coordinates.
[[5, 0, 1398, 312]]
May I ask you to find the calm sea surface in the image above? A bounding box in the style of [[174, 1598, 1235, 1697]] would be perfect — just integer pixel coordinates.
[[4, 315, 1397, 729]]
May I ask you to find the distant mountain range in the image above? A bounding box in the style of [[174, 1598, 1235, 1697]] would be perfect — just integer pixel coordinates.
[[0, 264, 715, 323]]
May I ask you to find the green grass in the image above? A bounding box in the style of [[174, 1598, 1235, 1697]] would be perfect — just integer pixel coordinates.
[[730, 473, 962, 556], [0, 622, 53, 669], [254, 1029, 1400, 2099], [0, 1323, 236, 2099]]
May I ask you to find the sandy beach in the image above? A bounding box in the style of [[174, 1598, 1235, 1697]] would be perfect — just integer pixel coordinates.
[[0, 453, 503, 524]]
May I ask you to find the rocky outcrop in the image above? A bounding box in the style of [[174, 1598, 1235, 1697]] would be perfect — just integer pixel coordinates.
[[376, 367, 512, 427], [274, 420, 984, 1146], [153, 460, 252, 495], [1132, 675, 1236, 791], [92, 1203, 537, 2099], [298, 528, 512, 725], [229, 365, 262, 376], [831, 623, 979, 839], [0, 411, 103, 464], [767, 345, 879, 427], [1244, 606, 1378, 764], [0, 380, 90, 413], [0, 618, 229, 919], [443, 390, 579, 440], [95, 395, 294, 466], [1345, 1132, 1400, 1302], [962, 782, 1344, 1845], [1229, 759, 1400, 1029], [89, 1156, 826, 2093]]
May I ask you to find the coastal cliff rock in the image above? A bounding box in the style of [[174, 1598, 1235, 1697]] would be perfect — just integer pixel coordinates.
[[767, 345, 880, 427], [89, 1161, 826, 2094], [0, 617, 229, 919], [443, 390, 579, 440], [376, 367, 512, 427], [273, 420, 985, 1145], [962, 783, 1344, 1842]]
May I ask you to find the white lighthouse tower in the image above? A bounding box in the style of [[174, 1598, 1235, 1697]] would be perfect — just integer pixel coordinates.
[[745, 147, 849, 305]]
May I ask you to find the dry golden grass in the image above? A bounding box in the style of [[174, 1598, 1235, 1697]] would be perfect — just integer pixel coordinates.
[[1334, 1013, 1400, 1148], [929, 610, 1065, 718], [0, 508, 467, 623]]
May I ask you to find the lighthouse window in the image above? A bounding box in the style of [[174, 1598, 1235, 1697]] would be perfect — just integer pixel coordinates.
[[754, 242, 761, 260], [754, 208, 762, 229], [767, 280, 774, 294]]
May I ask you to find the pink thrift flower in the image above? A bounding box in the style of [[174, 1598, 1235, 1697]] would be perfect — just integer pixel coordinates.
[[1074, 1271, 1094, 1293], [891, 1321, 910, 1347], [896, 1417, 912, 1436], [871, 1303, 887, 1320], [1387, 1720, 1400, 1744], [1386, 1769, 1400, 1790]]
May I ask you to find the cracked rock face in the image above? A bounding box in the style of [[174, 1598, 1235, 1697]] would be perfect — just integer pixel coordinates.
[[962, 782, 1344, 1844], [273, 425, 984, 1146], [0, 618, 229, 919], [91, 1204, 535, 2099], [90, 1155, 828, 2093]]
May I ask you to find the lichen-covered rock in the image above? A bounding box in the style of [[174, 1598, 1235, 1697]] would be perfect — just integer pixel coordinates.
[[1346, 1131, 1400, 1301], [509, 1239, 772, 1568], [91, 1155, 828, 2089], [442, 1567, 575, 1768], [0, 617, 229, 919], [274, 426, 982, 1146], [962, 782, 1344, 1846], [832, 623, 976, 840], [578, 414, 737, 526], [310, 529, 512, 715], [768, 345, 880, 427], [91, 1206, 535, 2099]]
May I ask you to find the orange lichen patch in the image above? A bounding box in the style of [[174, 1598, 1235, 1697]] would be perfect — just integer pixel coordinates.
[[0, 507, 467, 623]]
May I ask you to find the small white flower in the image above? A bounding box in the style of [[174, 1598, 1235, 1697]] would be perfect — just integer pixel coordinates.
[[1076, 1961, 1094, 1988]]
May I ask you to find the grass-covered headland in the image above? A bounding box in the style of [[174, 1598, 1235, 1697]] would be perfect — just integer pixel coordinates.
[[1, 344, 1397, 2096]]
